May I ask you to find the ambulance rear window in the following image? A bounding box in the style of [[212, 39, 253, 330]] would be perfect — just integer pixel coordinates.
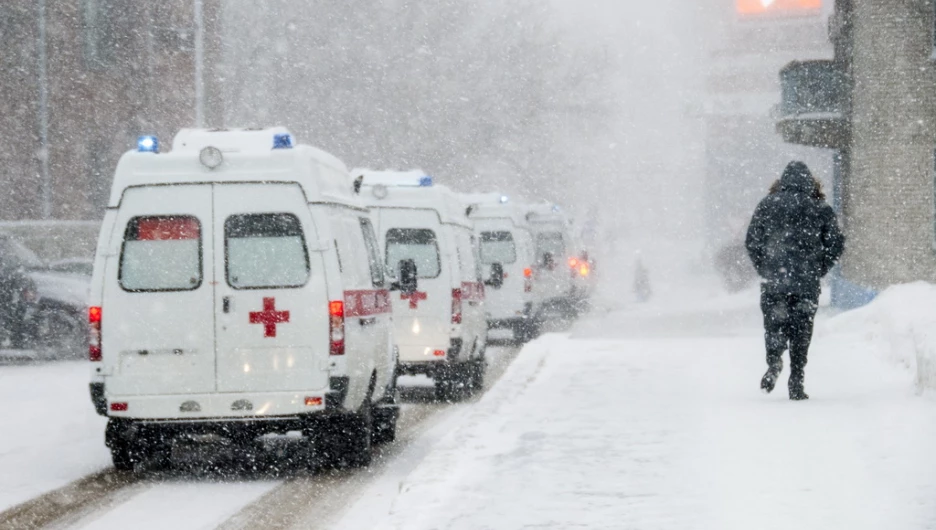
[[480, 231, 517, 264], [225, 213, 310, 289], [120, 216, 202, 292], [535, 232, 565, 263], [386, 228, 441, 279]]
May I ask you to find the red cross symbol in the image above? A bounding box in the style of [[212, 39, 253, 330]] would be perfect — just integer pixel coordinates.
[[249, 297, 290, 337], [400, 291, 427, 309]]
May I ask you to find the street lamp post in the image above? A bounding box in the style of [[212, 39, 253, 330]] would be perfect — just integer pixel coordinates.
[[38, 0, 51, 219], [194, 0, 205, 127]]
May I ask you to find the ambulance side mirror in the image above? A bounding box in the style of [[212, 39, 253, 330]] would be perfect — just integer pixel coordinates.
[[392, 259, 418, 294], [485, 262, 504, 289]]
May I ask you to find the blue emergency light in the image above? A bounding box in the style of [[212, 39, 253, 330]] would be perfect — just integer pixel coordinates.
[[273, 133, 293, 149], [500, 195, 509, 204], [419, 176, 433, 187], [137, 135, 159, 153]]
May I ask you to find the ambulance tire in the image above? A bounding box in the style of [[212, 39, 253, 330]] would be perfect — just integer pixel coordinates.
[[468, 356, 486, 394], [312, 407, 373, 469], [515, 319, 540, 343], [106, 419, 153, 472], [434, 363, 472, 403], [372, 379, 400, 445], [372, 404, 399, 445]]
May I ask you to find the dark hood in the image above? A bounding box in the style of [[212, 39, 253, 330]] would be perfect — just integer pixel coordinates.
[[778, 161, 815, 194]]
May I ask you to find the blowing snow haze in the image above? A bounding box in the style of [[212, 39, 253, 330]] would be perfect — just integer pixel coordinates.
[[224, 0, 707, 246], [6, 2, 936, 528]]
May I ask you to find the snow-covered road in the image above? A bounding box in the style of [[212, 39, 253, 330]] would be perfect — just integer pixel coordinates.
[[3, 284, 936, 529]]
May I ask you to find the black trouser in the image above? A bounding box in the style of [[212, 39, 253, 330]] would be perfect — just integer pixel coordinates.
[[760, 286, 818, 387]]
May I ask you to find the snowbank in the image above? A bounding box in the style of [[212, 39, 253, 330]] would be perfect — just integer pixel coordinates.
[[820, 282, 936, 392]]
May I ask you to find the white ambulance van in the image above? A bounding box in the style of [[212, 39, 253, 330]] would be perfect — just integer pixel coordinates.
[[523, 203, 581, 318], [464, 194, 542, 342], [88, 128, 398, 471], [355, 170, 487, 400]]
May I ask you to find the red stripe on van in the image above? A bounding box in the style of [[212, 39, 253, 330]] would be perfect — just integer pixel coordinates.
[[461, 281, 485, 302], [344, 289, 392, 317]]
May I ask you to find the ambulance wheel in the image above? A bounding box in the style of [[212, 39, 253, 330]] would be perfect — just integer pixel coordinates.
[[372, 379, 400, 445], [372, 404, 399, 445], [434, 364, 471, 402], [311, 408, 373, 469], [106, 419, 148, 472], [468, 356, 486, 393], [515, 319, 540, 343]]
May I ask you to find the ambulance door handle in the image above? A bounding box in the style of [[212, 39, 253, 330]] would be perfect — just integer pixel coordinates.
[[359, 317, 377, 327], [222, 296, 232, 313]]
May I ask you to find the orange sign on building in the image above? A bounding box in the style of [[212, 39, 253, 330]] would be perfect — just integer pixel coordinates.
[[736, 0, 822, 16]]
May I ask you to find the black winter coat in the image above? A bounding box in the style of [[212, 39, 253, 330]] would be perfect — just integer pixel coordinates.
[[745, 162, 845, 298]]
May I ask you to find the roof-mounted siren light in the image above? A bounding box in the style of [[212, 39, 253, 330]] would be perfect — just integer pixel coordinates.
[[551, 204, 561, 213], [499, 195, 509, 204], [137, 135, 159, 153], [272, 133, 294, 150], [418, 176, 433, 187]]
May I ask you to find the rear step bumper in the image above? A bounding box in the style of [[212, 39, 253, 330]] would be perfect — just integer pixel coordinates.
[[104, 388, 330, 421]]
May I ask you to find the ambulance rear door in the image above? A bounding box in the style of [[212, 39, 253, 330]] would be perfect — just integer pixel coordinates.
[[213, 183, 329, 394], [103, 185, 216, 396]]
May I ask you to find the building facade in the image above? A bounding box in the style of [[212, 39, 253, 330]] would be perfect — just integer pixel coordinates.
[[702, 1, 834, 249], [0, 0, 222, 221], [843, 0, 936, 288], [779, 0, 936, 300]]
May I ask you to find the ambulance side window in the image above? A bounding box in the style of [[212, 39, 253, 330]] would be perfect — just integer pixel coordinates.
[[359, 218, 385, 287], [225, 213, 310, 289], [119, 215, 202, 292]]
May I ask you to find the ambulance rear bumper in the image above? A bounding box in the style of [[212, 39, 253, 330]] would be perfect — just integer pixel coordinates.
[[104, 389, 329, 421]]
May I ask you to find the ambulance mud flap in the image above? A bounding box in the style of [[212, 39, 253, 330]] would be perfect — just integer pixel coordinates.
[[326, 376, 350, 411], [89, 382, 107, 416], [448, 338, 463, 358]]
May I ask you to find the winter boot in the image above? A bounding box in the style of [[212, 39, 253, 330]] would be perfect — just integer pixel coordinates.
[[788, 370, 808, 401], [760, 357, 783, 394]]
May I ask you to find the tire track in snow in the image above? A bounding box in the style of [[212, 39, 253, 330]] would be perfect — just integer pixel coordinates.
[[0, 469, 138, 530], [217, 344, 523, 530]]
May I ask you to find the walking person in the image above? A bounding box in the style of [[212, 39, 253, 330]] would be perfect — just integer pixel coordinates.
[[745, 161, 845, 400]]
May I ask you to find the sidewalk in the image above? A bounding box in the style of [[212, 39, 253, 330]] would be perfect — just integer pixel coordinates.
[[360, 299, 936, 529]]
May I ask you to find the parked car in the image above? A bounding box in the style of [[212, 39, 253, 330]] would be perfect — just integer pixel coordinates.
[[48, 257, 94, 277], [0, 237, 41, 349], [0, 235, 89, 357]]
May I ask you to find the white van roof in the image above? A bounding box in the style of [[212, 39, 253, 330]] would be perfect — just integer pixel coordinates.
[[522, 203, 571, 227], [108, 128, 360, 208], [354, 169, 472, 228], [462, 194, 530, 229]]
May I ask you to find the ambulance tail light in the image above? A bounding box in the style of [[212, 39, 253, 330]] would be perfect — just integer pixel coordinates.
[[89, 306, 102, 362], [523, 267, 533, 293], [451, 289, 462, 325], [329, 301, 345, 355], [579, 263, 590, 277]]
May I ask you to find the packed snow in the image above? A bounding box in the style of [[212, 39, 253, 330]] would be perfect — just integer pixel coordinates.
[[332, 282, 936, 530], [0, 361, 110, 512], [3, 281, 936, 528]]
